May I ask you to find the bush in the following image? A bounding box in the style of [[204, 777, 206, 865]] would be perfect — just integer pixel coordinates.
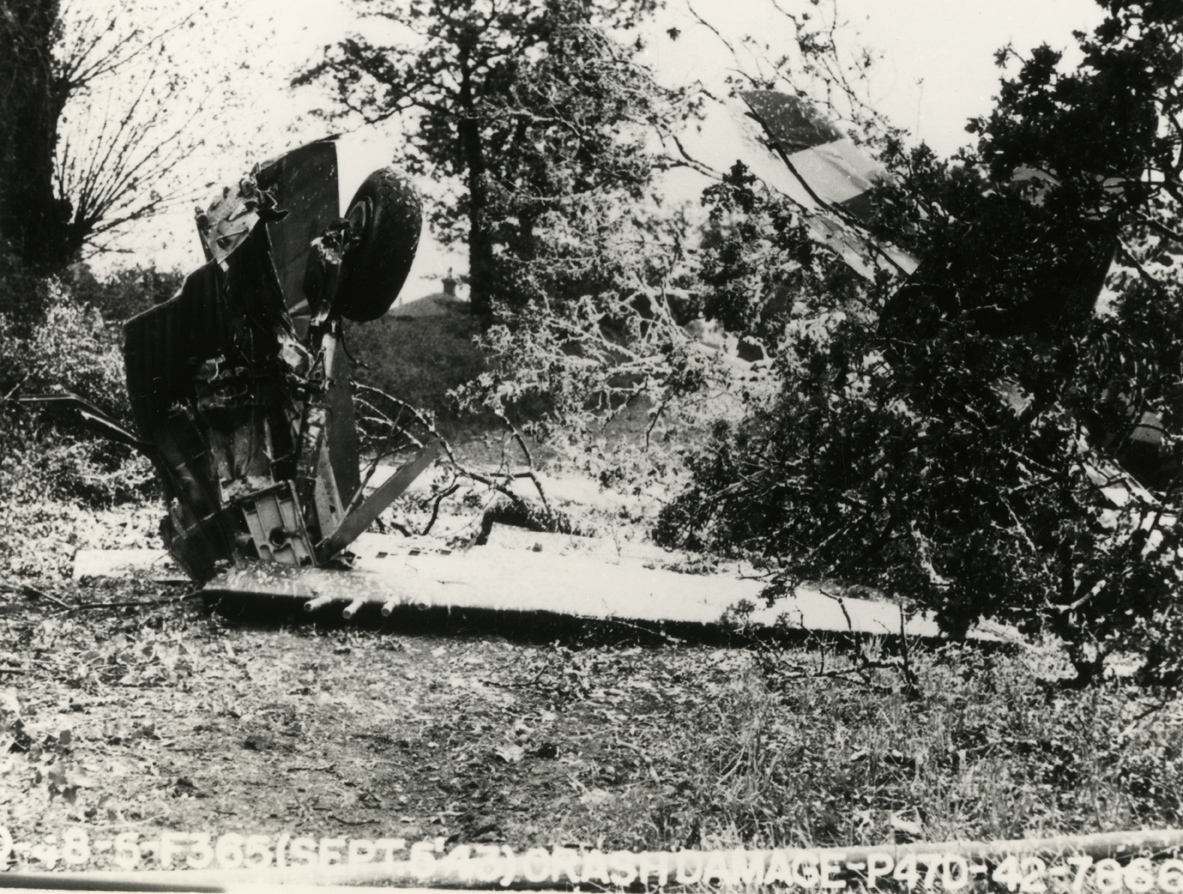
[[345, 308, 488, 427], [0, 266, 158, 578], [68, 263, 183, 321], [454, 198, 737, 439], [0, 242, 52, 335], [654, 309, 1183, 686], [3, 290, 127, 412], [654, 18, 1183, 688]]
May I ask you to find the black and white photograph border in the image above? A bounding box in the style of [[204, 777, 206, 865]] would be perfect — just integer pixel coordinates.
[[4, 0, 1183, 890]]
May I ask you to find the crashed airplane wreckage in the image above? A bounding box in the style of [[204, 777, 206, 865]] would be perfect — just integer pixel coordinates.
[[731, 90, 1115, 333], [52, 92, 1153, 635], [54, 130, 1007, 640], [52, 139, 440, 585]]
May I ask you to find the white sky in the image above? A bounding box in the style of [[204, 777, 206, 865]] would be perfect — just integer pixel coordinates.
[[836, 0, 1101, 151], [102, 0, 1105, 298]]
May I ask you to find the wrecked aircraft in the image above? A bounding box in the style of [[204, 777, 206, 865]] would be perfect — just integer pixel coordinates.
[[37, 93, 1165, 620], [50, 139, 438, 584]]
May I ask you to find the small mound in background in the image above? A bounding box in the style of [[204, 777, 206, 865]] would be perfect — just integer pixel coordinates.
[[387, 292, 470, 319]]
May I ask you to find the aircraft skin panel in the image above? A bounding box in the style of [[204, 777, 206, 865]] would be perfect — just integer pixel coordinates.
[[254, 138, 341, 333], [733, 90, 919, 279], [787, 138, 883, 211], [731, 109, 816, 205], [738, 90, 844, 152]]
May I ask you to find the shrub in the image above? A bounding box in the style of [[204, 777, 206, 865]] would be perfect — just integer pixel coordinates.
[[0, 267, 157, 572], [68, 263, 183, 321], [655, 0, 1183, 687], [345, 308, 488, 428]]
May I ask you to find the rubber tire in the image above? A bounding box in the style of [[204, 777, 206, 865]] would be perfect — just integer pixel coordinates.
[[336, 168, 422, 322]]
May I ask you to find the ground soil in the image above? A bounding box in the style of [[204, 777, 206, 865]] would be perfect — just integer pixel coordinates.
[[1, 577, 760, 873], [7, 462, 1183, 882]]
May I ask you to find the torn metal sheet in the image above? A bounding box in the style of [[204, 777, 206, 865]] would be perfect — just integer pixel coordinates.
[[204, 545, 1000, 641], [732, 91, 919, 280], [73, 528, 1008, 641], [113, 141, 427, 584], [255, 138, 341, 330]]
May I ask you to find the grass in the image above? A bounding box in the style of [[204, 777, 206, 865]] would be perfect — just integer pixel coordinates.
[[8, 299, 1183, 870], [332, 313, 1183, 852], [550, 636, 1183, 852], [3, 590, 1182, 861]]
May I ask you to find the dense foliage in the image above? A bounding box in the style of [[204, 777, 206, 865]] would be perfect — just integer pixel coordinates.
[[657, 0, 1183, 686], [296, 0, 690, 318], [0, 257, 161, 512]]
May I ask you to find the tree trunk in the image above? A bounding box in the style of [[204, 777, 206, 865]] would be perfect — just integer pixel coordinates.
[[0, 0, 79, 278], [466, 167, 495, 321], [456, 40, 494, 322]]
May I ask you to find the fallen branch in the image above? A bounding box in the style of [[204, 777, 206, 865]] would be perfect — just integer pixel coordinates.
[[68, 591, 205, 611], [1, 583, 74, 610], [354, 382, 560, 534], [422, 482, 461, 536]]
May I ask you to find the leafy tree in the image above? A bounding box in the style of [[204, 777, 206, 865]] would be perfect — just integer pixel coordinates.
[[696, 161, 871, 352], [453, 194, 718, 435], [426, 3, 887, 477], [658, 0, 1183, 686], [1, 0, 60, 270], [295, 0, 687, 319]]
